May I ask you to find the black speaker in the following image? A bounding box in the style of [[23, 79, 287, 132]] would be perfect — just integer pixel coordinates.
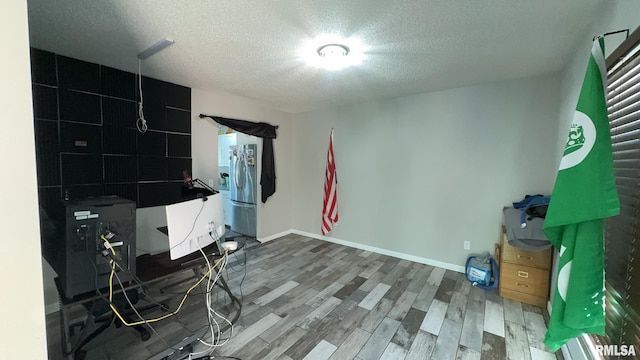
[[43, 196, 136, 298]]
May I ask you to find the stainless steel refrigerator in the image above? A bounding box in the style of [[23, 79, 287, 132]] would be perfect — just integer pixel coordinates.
[[229, 144, 257, 237]]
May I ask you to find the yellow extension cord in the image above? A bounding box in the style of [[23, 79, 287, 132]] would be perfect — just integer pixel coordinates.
[[101, 235, 226, 327]]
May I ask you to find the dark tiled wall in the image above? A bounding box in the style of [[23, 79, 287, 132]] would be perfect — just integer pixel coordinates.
[[30, 48, 192, 211]]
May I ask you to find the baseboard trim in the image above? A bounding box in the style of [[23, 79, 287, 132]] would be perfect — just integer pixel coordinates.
[[257, 229, 295, 243], [290, 229, 465, 273]]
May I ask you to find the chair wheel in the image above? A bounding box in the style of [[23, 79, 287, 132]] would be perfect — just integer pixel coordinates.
[[140, 330, 151, 341]]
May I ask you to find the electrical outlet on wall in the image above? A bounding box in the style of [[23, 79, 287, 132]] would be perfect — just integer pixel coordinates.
[[464, 241, 471, 250]]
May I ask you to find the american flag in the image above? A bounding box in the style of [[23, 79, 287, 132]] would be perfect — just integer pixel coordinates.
[[322, 130, 338, 235]]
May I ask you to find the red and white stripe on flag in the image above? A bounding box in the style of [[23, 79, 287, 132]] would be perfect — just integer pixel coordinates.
[[322, 130, 338, 235]]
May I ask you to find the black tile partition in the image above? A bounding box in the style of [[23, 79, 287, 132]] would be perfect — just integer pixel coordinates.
[[137, 131, 167, 157], [168, 133, 191, 157], [139, 182, 183, 208], [57, 56, 100, 93], [65, 184, 105, 199], [102, 97, 137, 129], [32, 85, 58, 120], [101, 66, 136, 100], [30, 47, 192, 209], [30, 49, 57, 86], [166, 108, 191, 133], [33, 120, 60, 187], [58, 89, 102, 124], [60, 154, 103, 185], [59, 122, 103, 154], [104, 183, 138, 204], [168, 158, 192, 181], [104, 155, 137, 183], [102, 97, 137, 155], [138, 156, 168, 181], [165, 83, 191, 110]]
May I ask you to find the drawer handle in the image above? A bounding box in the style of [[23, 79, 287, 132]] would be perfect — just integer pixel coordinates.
[[516, 282, 529, 288], [517, 255, 533, 260], [517, 271, 529, 278]]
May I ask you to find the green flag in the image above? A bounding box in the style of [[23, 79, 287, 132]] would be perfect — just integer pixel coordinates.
[[543, 37, 620, 351]]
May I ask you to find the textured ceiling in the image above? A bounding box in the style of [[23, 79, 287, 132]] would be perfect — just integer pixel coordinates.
[[27, 0, 605, 113]]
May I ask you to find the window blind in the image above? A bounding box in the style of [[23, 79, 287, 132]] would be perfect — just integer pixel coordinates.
[[598, 26, 640, 358]]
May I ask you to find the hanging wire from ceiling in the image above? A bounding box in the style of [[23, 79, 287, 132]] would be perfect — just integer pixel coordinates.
[[137, 59, 148, 133], [136, 38, 175, 134]]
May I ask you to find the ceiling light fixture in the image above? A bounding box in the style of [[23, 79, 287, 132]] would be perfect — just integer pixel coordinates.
[[137, 37, 175, 60], [317, 44, 350, 59], [316, 43, 351, 71], [301, 35, 365, 70]]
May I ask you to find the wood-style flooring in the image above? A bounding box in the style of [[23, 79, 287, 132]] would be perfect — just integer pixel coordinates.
[[45, 234, 561, 360]]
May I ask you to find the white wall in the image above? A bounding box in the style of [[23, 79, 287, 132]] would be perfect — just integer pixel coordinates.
[[291, 74, 561, 268], [191, 89, 294, 240], [0, 1, 48, 358]]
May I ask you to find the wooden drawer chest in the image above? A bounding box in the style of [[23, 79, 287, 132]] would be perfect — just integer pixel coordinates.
[[498, 226, 552, 307]]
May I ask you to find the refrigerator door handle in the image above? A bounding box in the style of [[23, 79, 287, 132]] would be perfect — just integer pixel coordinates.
[[234, 155, 245, 190], [230, 199, 254, 207]]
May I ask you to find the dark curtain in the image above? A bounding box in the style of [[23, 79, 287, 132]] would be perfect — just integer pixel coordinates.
[[199, 114, 278, 203]]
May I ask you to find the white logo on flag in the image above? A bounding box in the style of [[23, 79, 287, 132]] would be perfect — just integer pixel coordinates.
[[559, 111, 596, 170], [557, 260, 572, 302]]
